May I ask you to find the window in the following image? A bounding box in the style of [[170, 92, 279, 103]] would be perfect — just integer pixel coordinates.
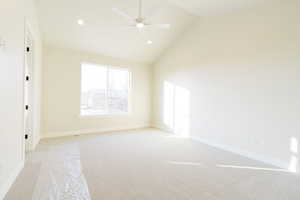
[[80, 63, 130, 116]]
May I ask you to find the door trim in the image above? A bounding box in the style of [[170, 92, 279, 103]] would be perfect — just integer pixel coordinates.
[[23, 20, 35, 157]]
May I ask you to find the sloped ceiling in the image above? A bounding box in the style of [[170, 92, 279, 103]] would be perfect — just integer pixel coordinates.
[[36, 0, 195, 63], [169, 0, 281, 16], [36, 0, 280, 63]]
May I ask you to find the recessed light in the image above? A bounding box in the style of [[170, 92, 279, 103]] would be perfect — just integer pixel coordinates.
[[77, 19, 85, 26], [147, 40, 153, 44]]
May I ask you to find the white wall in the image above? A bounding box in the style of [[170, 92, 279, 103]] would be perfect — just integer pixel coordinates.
[[153, 0, 300, 171], [0, 0, 42, 198], [42, 45, 152, 138]]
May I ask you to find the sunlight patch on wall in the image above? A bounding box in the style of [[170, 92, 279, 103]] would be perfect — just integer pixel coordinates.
[[163, 81, 175, 130], [163, 81, 190, 137], [289, 156, 298, 173], [290, 137, 298, 154], [289, 137, 298, 173]]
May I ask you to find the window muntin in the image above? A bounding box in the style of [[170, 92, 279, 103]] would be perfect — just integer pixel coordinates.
[[81, 63, 130, 116]]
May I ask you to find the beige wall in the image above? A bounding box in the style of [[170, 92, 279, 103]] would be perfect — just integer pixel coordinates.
[[42, 45, 152, 137], [153, 1, 300, 171], [0, 0, 42, 198]]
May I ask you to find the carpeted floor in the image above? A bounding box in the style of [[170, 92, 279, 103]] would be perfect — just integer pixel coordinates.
[[5, 128, 300, 200]]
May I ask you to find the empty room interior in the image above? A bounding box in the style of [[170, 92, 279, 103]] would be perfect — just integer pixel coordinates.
[[1, 0, 300, 199]]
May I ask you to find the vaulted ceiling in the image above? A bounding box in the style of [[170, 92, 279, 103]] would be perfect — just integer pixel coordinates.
[[36, 0, 279, 63], [170, 0, 281, 16]]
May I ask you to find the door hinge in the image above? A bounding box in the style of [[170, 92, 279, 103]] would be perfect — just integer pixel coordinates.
[[25, 105, 29, 110], [26, 76, 29, 81], [25, 134, 28, 139], [26, 47, 30, 52]]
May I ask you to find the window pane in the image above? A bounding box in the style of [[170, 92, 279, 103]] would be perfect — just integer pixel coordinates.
[[81, 63, 107, 115], [108, 68, 129, 113]]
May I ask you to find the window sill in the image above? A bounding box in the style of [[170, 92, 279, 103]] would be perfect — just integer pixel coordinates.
[[78, 112, 131, 118]]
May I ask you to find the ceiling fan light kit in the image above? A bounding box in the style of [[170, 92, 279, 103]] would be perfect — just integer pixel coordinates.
[[112, 0, 170, 30], [136, 22, 145, 29]]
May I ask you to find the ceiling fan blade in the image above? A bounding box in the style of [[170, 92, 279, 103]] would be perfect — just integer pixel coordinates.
[[147, 24, 171, 29], [112, 8, 133, 21]]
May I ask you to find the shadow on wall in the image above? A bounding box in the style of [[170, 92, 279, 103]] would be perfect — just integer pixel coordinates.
[[163, 81, 190, 137]]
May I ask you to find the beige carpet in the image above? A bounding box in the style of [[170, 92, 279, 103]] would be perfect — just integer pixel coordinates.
[[5, 129, 300, 199]]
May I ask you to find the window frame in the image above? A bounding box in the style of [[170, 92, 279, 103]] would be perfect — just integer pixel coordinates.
[[79, 62, 132, 117]]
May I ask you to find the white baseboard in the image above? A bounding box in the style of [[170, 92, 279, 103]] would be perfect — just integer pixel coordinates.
[[0, 161, 24, 200], [191, 136, 289, 170], [42, 124, 151, 139]]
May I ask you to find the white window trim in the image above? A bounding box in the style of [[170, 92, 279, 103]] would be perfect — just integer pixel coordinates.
[[79, 62, 132, 117]]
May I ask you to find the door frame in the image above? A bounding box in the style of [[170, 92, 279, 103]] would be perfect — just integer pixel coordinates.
[[23, 21, 35, 156]]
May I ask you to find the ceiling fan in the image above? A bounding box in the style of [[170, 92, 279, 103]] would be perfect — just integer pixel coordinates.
[[112, 0, 171, 29]]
